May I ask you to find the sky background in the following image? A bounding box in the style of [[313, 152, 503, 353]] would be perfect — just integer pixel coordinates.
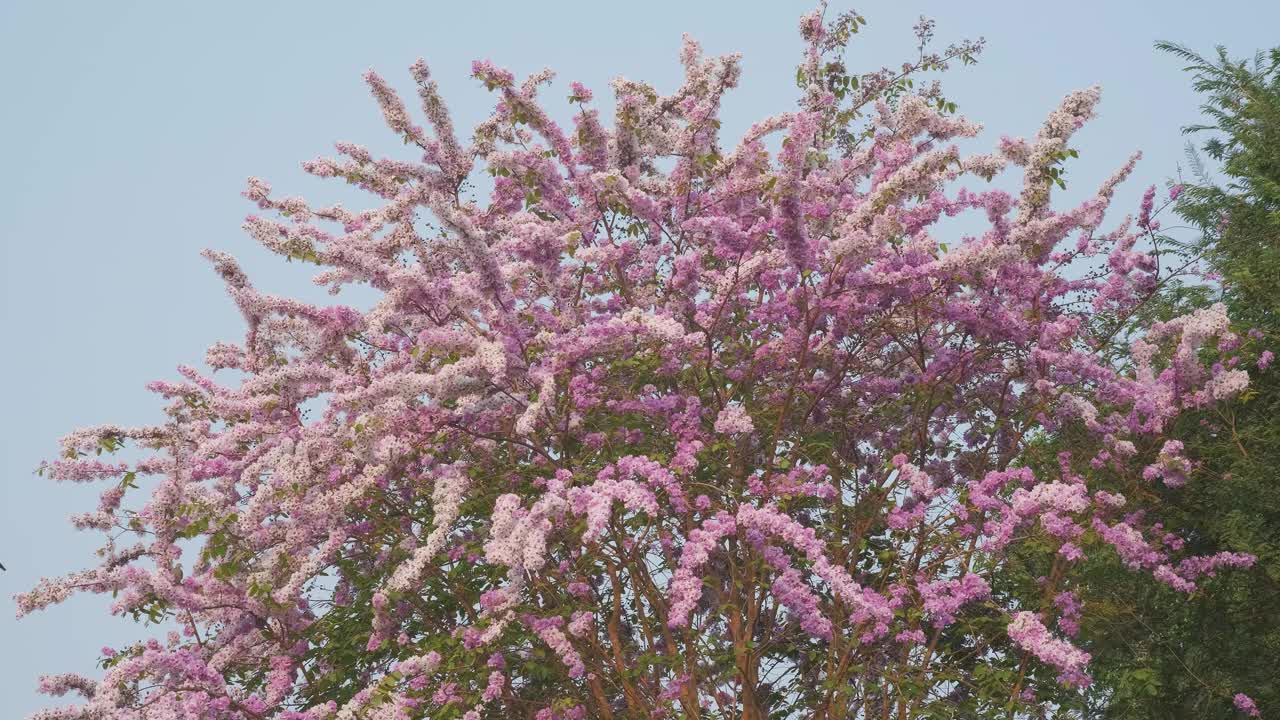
[[2, 0, 1278, 716]]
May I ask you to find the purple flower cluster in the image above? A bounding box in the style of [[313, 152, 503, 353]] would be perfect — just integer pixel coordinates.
[[1007, 611, 1092, 687]]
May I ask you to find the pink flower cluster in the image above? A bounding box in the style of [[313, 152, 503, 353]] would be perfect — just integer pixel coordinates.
[[917, 573, 991, 628], [1235, 692, 1262, 717], [1007, 611, 1092, 687]]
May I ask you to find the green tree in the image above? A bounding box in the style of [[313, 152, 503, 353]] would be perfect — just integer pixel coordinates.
[[1060, 43, 1280, 719]]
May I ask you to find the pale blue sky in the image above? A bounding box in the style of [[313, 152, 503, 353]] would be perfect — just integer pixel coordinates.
[[2, 1, 1278, 716]]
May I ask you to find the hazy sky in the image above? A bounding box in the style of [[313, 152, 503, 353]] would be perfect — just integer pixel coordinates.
[[3, 0, 1278, 716]]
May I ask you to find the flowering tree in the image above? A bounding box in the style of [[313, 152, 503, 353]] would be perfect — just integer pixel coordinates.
[[18, 7, 1264, 720]]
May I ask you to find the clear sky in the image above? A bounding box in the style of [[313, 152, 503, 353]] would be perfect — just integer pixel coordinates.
[[2, 0, 1277, 716]]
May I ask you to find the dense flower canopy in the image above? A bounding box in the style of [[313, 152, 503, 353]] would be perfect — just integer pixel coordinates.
[[18, 7, 1263, 720]]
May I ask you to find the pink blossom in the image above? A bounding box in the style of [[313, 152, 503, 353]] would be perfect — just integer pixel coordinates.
[[1007, 611, 1092, 687], [1235, 693, 1262, 717], [713, 401, 755, 435]]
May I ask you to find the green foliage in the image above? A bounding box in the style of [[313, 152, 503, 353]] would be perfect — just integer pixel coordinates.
[[1053, 41, 1280, 719]]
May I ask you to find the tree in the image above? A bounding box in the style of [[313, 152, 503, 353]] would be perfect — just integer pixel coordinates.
[[17, 8, 1263, 719], [1041, 43, 1280, 720]]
